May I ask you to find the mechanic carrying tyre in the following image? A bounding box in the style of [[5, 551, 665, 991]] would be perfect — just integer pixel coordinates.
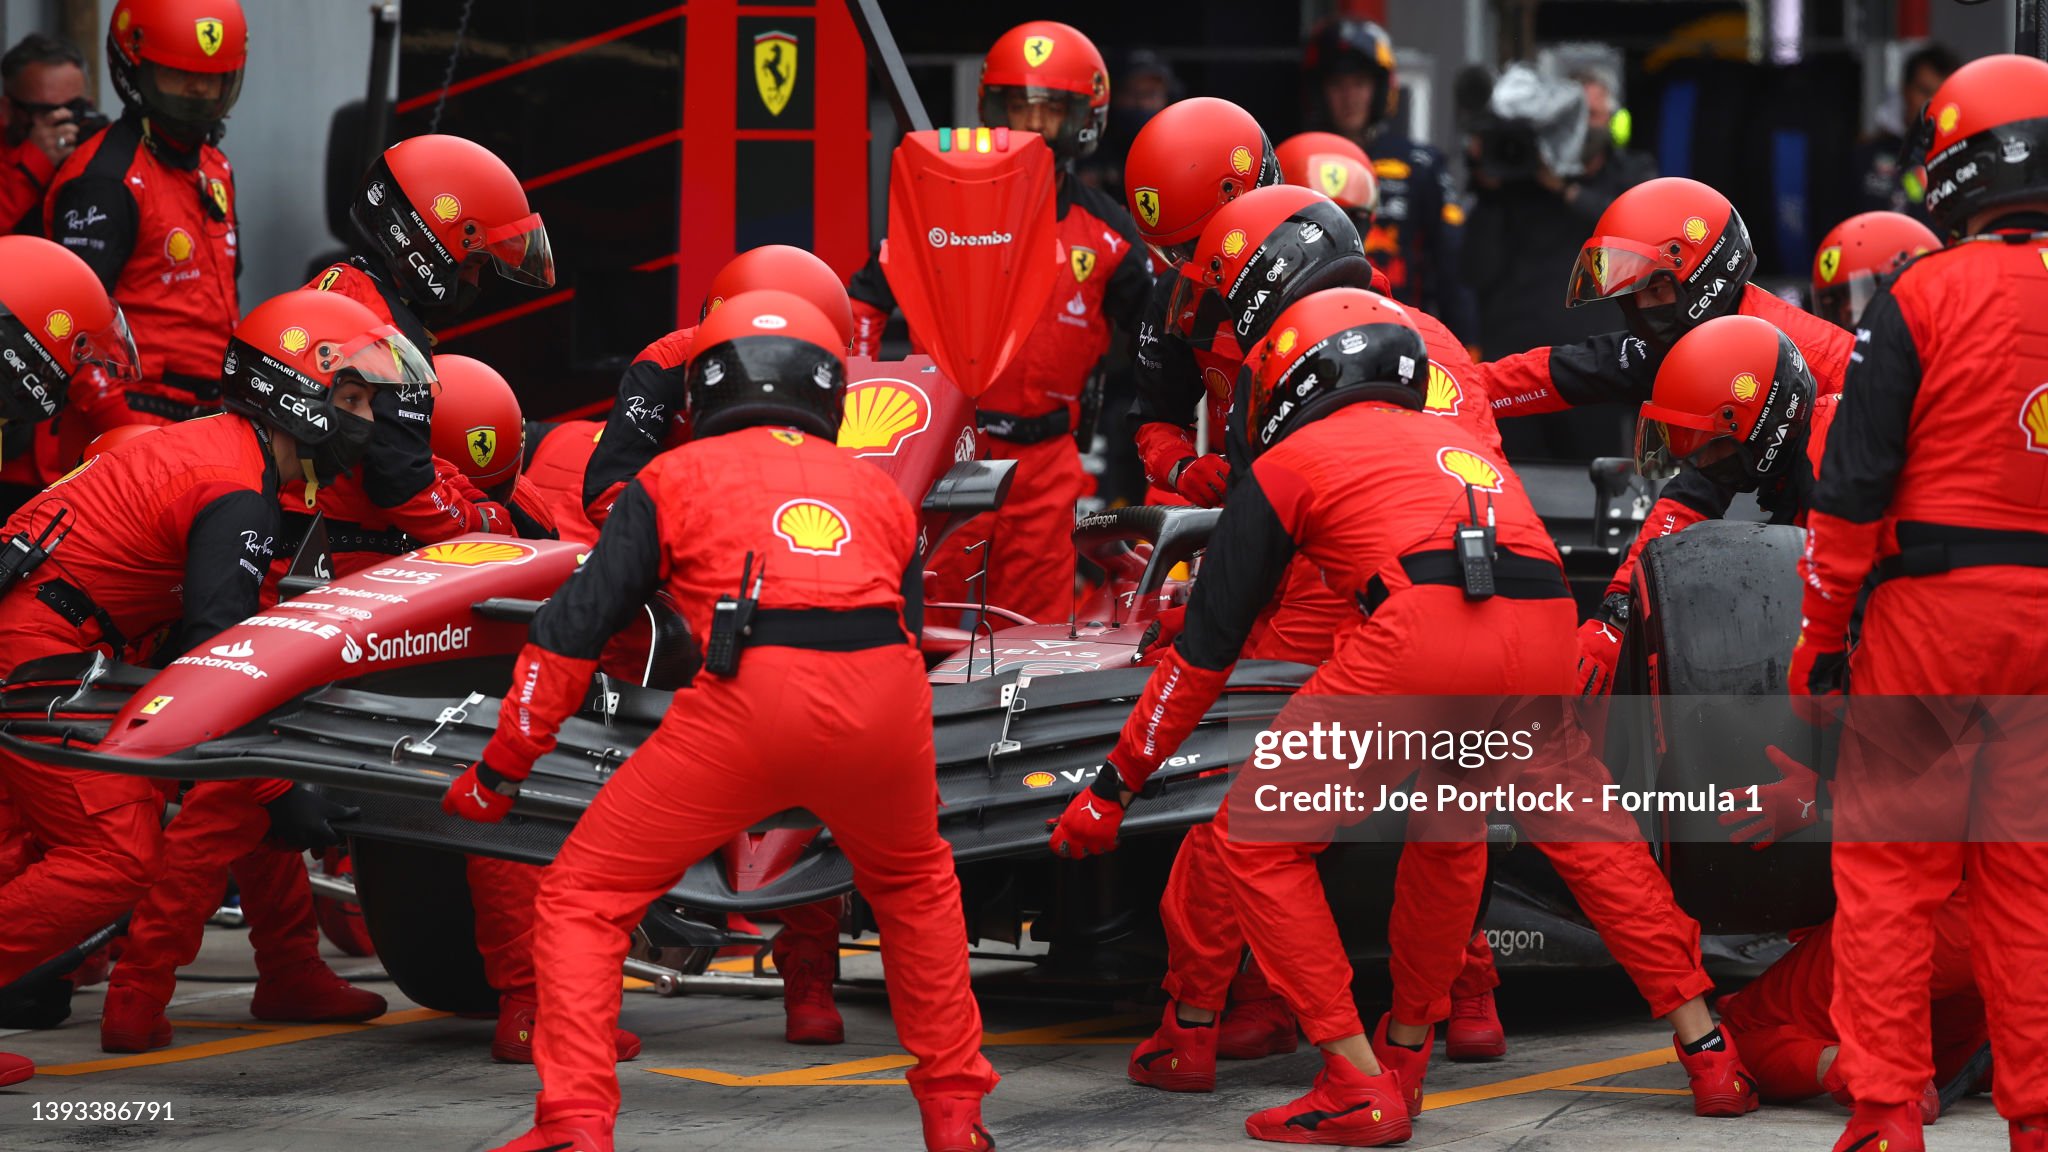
[[1051, 287, 1580, 1146], [0, 288, 417, 1075], [1792, 53, 2048, 1152], [444, 290, 997, 1152]]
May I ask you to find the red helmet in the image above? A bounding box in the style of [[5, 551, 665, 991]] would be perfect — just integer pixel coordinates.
[[1277, 134, 1380, 233], [1915, 54, 2048, 236], [1124, 97, 1280, 267], [82, 423, 159, 463], [1302, 18, 1398, 132], [221, 290, 435, 486], [1247, 287, 1426, 454], [978, 21, 1108, 161], [1810, 211, 1939, 330], [1567, 177, 1756, 349], [107, 0, 247, 143], [1171, 184, 1374, 349], [686, 290, 848, 440], [0, 236, 139, 424], [430, 355, 524, 495], [1635, 314, 1814, 489], [353, 135, 554, 318], [703, 246, 854, 349]]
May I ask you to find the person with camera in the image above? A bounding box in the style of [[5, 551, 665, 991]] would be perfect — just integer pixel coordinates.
[[1, 33, 97, 235]]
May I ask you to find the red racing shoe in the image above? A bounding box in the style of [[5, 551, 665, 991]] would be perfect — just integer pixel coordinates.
[[1831, 1101, 1924, 1152], [0, 1051, 31, 1087], [1369, 1013, 1433, 1119], [2013, 1117, 2048, 1152], [774, 930, 844, 1045], [99, 984, 172, 1053], [918, 1094, 995, 1152], [488, 1105, 614, 1152], [1244, 1050, 1411, 1146], [491, 995, 642, 1064], [1675, 1029, 1761, 1117], [1128, 1002, 1218, 1092], [1445, 991, 1507, 1061], [250, 960, 388, 1023], [1825, 1064, 1941, 1125], [1219, 961, 1299, 1060]]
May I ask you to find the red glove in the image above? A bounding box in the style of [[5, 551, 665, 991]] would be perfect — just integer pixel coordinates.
[[1047, 771, 1131, 859], [1719, 744, 1823, 850], [1137, 605, 1186, 666], [1574, 602, 1626, 697], [1171, 454, 1230, 507], [1788, 633, 1849, 728], [850, 298, 889, 359], [441, 760, 521, 824]]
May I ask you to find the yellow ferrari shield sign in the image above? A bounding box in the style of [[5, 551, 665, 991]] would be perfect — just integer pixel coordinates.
[[755, 31, 798, 117], [1023, 36, 1055, 67], [1070, 246, 1097, 282], [1134, 187, 1161, 230], [467, 426, 497, 470], [1817, 245, 1843, 284], [1318, 160, 1348, 199], [195, 17, 225, 57]]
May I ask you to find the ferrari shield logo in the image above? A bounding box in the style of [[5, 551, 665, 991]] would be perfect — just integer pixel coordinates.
[[209, 178, 230, 216], [195, 17, 225, 57], [1070, 246, 1097, 282], [754, 31, 798, 117], [1589, 248, 1609, 290], [467, 426, 497, 470], [316, 267, 342, 291], [1817, 245, 1843, 284], [1318, 160, 1348, 199], [1134, 187, 1161, 230], [1023, 36, 1055, 68]]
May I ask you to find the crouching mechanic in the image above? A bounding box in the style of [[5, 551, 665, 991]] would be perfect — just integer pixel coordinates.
[[0, 288, 397, 1080], [443, 291, 998, 1152], [1050, 288, 1579, 1146], [851, 20, 1151, 624]]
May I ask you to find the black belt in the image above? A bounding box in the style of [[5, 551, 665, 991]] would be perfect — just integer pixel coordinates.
[[125, 389, 217, 423], [742, 607, 908, 652], [1357, 548, 1571, 617], [280, 515, 417, 559], [977, 407, 1070, 445], [1873, 521, 2048, 584], [35, 578, 127, 651]]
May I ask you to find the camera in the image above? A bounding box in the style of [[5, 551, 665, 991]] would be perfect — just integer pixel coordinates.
[[61, 97, 109, 140], [1464, 64, 1586, 186], [1473, 114, 1544, 184]]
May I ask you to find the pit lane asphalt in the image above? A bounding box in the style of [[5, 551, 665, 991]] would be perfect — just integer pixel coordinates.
[[0, 925, 2010, 1151]]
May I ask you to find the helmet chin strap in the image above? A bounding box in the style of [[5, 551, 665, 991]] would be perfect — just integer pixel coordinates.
[[300, 458, 321, 510]]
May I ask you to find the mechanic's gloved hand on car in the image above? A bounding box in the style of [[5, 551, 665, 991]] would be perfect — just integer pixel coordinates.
[[1169, 454, 1230, 507], [1788, 632, 1849, 728], [1136, 605, 1186, 666], [1575, 619, 1623, 697], [1047, 766, 1132, 859], [442, 759, 522, 823], [359, 384, 437, 508], [1718, 744, 1823, 851], [263, 783, 359, 851]]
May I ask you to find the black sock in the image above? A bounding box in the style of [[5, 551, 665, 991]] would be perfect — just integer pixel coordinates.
[[1682, 1027, 1727, 1055], [1175, 1010, 1214, 1028], [1384, 1036, 1425, 1053]]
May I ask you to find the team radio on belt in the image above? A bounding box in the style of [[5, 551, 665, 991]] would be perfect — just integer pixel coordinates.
[[0, 5, 2043, 1152]]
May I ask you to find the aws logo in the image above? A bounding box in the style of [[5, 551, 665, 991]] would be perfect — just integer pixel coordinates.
[[774, 499, 851, 556], [1437, 446, 1503, 492], [1423, 363, 1462, 416], [411, 539, 537, 567], [837, 379, 932, 457]]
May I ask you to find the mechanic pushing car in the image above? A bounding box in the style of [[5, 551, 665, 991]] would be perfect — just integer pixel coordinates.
[[1050, 287, 1581, 1146], [1808, 210, 1940, 332], [848, 19, 1152, 625], [442, 290, 998, 1152], [0, 288, 416, 1081], [578, 243, 854, 528], [43, 0, 246, 435], [1793, 53, 2048, 1152]]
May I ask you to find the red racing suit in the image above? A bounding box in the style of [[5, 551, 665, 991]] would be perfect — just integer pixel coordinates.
[[580, 327, 695, 530], [1797, 230, 2048, 1125], [45, 111, 238, 429], [1718, 888, 1983, 1104], [524, 419, 604, 546], [0, 414, 279, 986], [855, 178, 1152, 624], [1105, 401, 1578, 1042], [2, 130, 57, 233], [479, 424, 996, 1117]]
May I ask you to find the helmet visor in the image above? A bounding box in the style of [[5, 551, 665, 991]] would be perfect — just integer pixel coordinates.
[[78, 306, 141, 383], [322, 326, 438, 397], [1811, 273, 1880, 331], [1633, 399, 1724, 479], [136, 61, 243, 132], [980, 85, 1091, 149], [0, 301, 139, 390], [474, 212, 556, 289], [1164, 265, 1222, 348], [1567, 236, 1671, 307]]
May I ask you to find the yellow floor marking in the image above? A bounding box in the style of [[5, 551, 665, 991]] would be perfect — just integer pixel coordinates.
[[652, 1014, 1146, 1087], [1421, 1046, 1679, 1111], [161, 1020, 292, 1032], [37, 1007, 448, 1076], [624, 977, 653, 990], [705, 945, 867, 976], [1547, 1083, 1691, 1096]]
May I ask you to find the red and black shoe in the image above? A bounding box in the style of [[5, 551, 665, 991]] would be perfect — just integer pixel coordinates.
[[1674, 1028, 1760, 1117], [1244, 1051, 1412, 1146], [1128, 1002, 1218, 1092], [491, 995, 642, 1065], [1445, 991, 1507, 1061], [0, 1051, 32, 1087], [1831, 1101, 1924, 1152], [99, 984, 172, 1054], [1369, 1013, 1432, 1120], [919, 1094, 995, 1152], [487, 1103, 614, 1152]]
